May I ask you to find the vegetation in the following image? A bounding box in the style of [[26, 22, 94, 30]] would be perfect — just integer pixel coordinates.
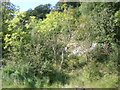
[[1, 2, 119, 88], [26, 4, 52, 19]]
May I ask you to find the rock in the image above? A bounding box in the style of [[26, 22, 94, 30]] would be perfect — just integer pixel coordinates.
[[65, 42, 97, 56]]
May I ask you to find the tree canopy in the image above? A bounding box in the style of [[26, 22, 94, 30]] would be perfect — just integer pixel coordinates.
[[26, 4, 52, 19]]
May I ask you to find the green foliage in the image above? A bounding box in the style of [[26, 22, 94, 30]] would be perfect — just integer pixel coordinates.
[[2, 2, 19, 56], [54, 2, 80, 12], [2, 2, 119, 88], [115, 10, 120, 25], [114, 10, 120, 44], [2, 2, 19, 21], [26, 4, 51, 19]]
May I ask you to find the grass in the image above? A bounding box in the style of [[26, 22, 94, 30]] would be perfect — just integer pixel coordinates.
[[2, 68, 118, 88], [2, 75, 118, 88], [0, 70, 2, 89]]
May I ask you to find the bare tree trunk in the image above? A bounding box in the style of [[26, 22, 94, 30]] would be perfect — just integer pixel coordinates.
[[53, 45, 57, 65], [59, 48, 64, 71], [53, 34, 58, 66], [104, 43, 110, 55]]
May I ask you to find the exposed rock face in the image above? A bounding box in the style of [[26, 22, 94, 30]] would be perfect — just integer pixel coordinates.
[[65, 42, 97, 56]]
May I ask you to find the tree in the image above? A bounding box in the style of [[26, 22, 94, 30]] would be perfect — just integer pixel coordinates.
[[79, 2, 120, 44], [2, 2, 19, 56], [78, 2, 119, 80], [53, 2, 81, 12], [26, 4, 51, 19], [114, 10, 120, 45]]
